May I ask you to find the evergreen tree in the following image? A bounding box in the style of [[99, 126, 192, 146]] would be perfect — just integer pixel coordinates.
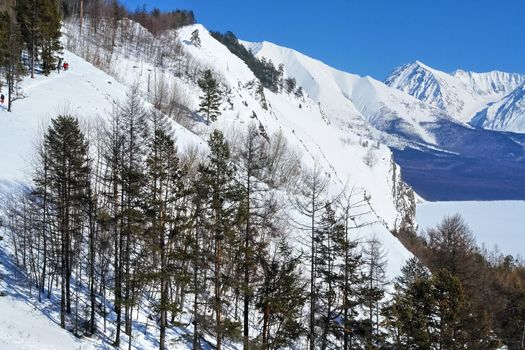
[[15, 0, 40, 78], [234, 123, 274, 349], [336, 193, 366, 350], [143, 112, 189, 350], [316, 202, 344, 350], [198, 130, 241, 349], [39, 0, 61, 75], [431, 269, 467, 349], [384, 258, 434, 350], [256, 239, 307, 349], [0, 9, 25, 111], [293, 164, 330, 350], [198, 69, 222, 125], [190, 28, 201, 47], [43, 115, 90, 328], [361, 237, 388, 349]]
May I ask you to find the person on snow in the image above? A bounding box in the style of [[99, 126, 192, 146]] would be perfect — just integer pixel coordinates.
[[57, 58, 63, 73], [0, 94, 4, 104], [63, 62, 69, 71]]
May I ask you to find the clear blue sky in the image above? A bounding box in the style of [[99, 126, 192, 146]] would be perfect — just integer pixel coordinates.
[[121, 0, 524, 80]]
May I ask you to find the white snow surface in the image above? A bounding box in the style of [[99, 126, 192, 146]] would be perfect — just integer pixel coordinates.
[[243, 41, 460, 146], [416, 201, 525, 258]]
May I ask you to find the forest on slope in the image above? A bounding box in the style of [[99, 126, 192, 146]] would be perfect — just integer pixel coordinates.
[[0, 1, 523, 349]]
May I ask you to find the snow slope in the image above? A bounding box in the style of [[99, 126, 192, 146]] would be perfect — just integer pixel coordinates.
[[471, 83, 525, 132], [0, 21, 416, 349], [244, 41, 457, 146], [63, 22, 416, 233], [385, 61, 525, 127], [0, 251, 96, 350]]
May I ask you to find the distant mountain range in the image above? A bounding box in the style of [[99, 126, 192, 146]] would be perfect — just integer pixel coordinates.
[[244, 41, 525, 200], [386, 60, 525, 132]]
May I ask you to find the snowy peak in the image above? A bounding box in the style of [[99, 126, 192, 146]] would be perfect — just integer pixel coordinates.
[[386, 61, 525, 124], [452, 69, 525, 96], [244, 41, 458, 145], [385, 61, 481, 121], [471, 82, 525, 132]]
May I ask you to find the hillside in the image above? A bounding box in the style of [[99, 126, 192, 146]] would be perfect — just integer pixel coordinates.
[[0, 19, 415, 350], [244, 40, 525, 200]]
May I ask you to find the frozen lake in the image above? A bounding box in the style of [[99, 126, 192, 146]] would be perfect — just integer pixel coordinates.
[[416, 201, 525, 258]]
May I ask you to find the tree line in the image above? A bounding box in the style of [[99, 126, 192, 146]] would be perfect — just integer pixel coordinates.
[[0, 83, 408, 349], [4, 86, 521, 349], [0, 0, 62, 111], [394, 214, 525, 349], [210, 30, 303, 97]]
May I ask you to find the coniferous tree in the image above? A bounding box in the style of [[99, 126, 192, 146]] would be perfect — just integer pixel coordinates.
[[143, 112, 189, 350], [198, 69, 222, 125], [15, 0, 39, 78], [432, 269, 467, 349], [0, 9, 25, 111], [294, 164, 330, 350], [336, 191, 368, 350], [190, 28, 201, 47], [233, 124, 275, 349], [198, 130, 241, 350], [384, 257, 434, 350], [43, 115, 90, 328], [361, 237, 388, 348], [316, 202, 344, 350], [118, 86, 148, 343], [39, 0, 61, 75], [256, 238, 307, 349]]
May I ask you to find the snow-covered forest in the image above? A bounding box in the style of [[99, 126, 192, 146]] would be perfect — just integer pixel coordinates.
[[0, 1, 524, 349]]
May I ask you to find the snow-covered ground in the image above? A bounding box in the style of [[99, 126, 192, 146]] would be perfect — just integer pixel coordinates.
[[416, 201, 525, 258]]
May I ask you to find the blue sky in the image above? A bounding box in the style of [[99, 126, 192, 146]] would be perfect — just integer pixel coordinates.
[[122, 0, 524, 80]]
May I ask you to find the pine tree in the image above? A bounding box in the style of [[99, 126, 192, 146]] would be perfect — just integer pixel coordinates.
[[198, 69, 222, 125], [43, 115, 90, 328], [15, 0, 40, 78], [316, 202, 344, 350], [143, 112, 188, 350], [256, 239, 307, 349], [234, 124, 273, 349], [431, 269, 467, 349], [198, 130, 241, 349], [361, 237, 388, 348], [0, 9, 25, 111], [118, 87, 148, 343], [39, 0, 61, 75], [190, 28, 201, 47], [294, 164, 330, 350], [385, 257, 434, 350]]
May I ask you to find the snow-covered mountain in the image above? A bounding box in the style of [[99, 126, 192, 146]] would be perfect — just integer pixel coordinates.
[[471, 83, 525, 131], [245, 41, 525, 200], [385, 61, 525, 127], [243, 41, 454, 146]]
